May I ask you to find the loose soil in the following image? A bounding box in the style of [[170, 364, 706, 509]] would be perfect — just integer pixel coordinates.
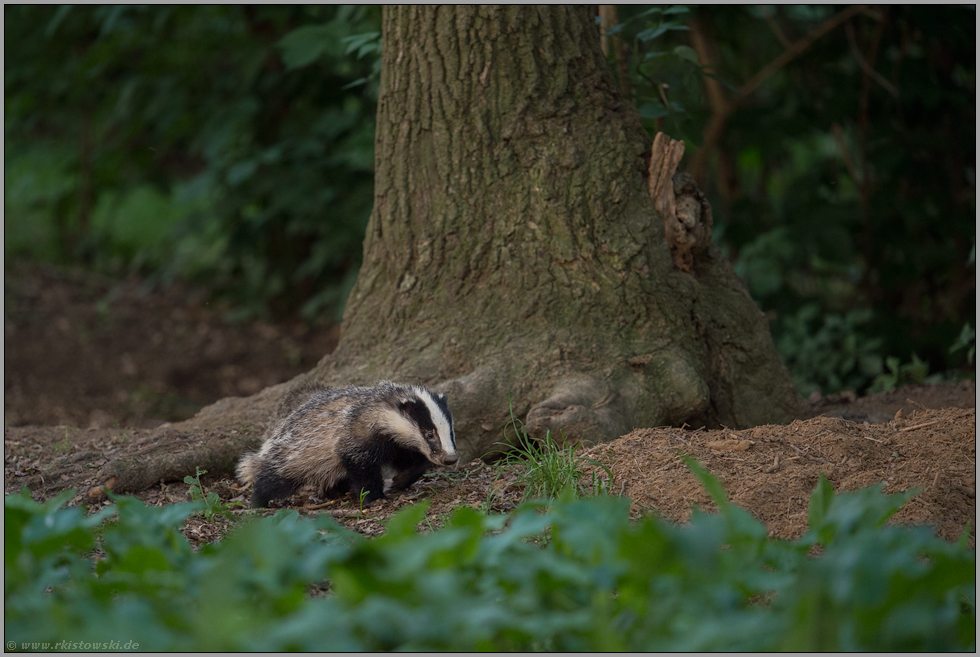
[[4, 261, 976, 546], [5, 261, 338, 429]]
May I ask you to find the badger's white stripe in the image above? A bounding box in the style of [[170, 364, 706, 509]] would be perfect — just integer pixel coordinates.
[[417, 387, 456, 455], [377, 407, 423, 450]]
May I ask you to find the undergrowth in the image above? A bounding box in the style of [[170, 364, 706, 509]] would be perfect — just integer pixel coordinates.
[[5, 464, 975, 651], [183, 467, 242, 520], [492, 403, 616, 505]]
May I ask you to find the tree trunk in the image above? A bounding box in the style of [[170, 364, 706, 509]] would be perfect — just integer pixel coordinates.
[[94, 6, 801, 494], [307, 5, 801, 463]]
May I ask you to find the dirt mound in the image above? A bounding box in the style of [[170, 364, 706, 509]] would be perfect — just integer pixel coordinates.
[[581, 406, 976, 544]]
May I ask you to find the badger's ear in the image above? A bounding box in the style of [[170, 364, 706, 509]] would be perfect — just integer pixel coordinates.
[[438, 393, 446, 400]]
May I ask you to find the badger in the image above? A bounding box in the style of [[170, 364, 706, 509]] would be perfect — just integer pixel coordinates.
[[236, 380, 458, 508]]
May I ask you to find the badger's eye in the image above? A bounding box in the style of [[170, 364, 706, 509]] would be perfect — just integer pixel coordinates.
[[426, 431, 435, 440]]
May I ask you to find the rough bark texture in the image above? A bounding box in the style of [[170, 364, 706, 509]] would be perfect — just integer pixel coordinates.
[[305, 6, 802, 463], [106, 6, 801, 488]]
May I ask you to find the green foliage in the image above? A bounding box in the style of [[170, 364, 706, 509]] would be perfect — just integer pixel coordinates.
[[775, 304, 884, 396], [5, 470, 975, 651], [184, 467, 240, 520], [5, 6, 975, 384], [599, 6, 698, 126], [950, 322, 976, 367], [868, 353, 931, 394], [5, 5, 381, 322]]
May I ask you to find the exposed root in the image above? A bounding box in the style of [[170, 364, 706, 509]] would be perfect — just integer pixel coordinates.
[[525, 375, 631, 447], [98, 429, 259, 494]]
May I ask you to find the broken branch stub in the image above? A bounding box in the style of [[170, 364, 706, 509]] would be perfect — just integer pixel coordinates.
[[649, 131, 686, 220], [648, 133, 713, 272]]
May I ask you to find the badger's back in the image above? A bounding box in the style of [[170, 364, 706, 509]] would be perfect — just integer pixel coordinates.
[[239, 383, 363, 493]]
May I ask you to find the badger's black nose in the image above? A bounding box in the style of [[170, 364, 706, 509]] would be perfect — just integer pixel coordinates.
[[443, 453, 459, 465]]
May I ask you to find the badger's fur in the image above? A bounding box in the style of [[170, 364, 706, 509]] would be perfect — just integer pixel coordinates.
[[237, 381, 458, 508]]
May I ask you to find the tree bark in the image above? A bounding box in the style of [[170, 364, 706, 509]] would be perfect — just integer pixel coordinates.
[[306, 6, 801, 463]]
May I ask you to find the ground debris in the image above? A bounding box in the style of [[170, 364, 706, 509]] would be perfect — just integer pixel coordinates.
[[581, 406, 975, 546]]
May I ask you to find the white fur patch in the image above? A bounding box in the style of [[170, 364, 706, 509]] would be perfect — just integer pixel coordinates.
[[417, 387, 456, 455], [378, 407, 427, 453]]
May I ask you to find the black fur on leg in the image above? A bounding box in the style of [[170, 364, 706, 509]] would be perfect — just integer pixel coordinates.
[[251, 468, 303, 508], [318, 481, 350, 500], [390, 458, 430, 493], [344, 460, 386, 506]]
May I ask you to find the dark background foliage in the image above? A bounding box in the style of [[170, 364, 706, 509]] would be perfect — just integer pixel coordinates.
[[4, 5, 975, 394], [5, 5, 380, 322], [611, 5, 975, 394]]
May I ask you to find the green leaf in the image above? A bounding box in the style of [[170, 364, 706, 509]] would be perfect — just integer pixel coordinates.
[[636, 24, 671, 42], [807, 474, 835, 535], [381, 500, 431, 542], [639, 103, 670, 119], [44, 5, 73, 37], [341, 31, 380, 58], [114, 544, 173, 575], [673, 45, 700, 65], [277, 24, 335, 69], [682, 455, 731, 514], [803, 483, 920, 546]]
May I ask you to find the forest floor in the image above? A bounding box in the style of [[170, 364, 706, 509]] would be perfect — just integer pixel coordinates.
[[5, 260, 976, 546]]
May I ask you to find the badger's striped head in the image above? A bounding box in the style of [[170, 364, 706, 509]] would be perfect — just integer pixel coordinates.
[[383, 386, 458, 466]]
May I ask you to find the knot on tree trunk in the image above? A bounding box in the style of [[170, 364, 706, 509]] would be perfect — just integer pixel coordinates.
[[525, 375, 630, 447], [634, 351, 712, 426], [649, 133, 714, 273]]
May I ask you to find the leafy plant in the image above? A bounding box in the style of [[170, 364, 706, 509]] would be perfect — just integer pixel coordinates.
[[606, 6, 975, 386], [357, 488, 371, 513], [868, 353, 931, 394], [184, 467, 239, 520], [5, 464, 976, 651], [775, 304, 885, 396], [52, 428, 72, 454], [5, 5, 975, 377], [600, 6, 697, 128], [5, 6, 382, 322]]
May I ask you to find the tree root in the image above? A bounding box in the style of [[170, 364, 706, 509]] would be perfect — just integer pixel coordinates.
[[525, 375, 631, 447], [97, 429, 260, 495]]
